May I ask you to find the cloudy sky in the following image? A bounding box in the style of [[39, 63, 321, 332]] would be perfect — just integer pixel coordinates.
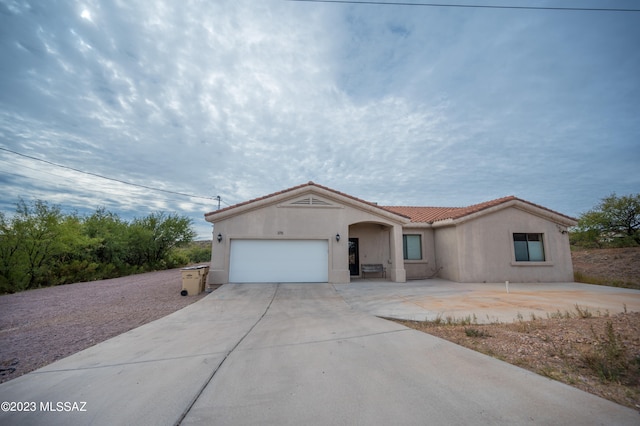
[[1, 0, 638, 238]]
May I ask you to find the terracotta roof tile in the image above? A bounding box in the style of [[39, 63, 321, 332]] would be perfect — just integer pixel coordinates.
[[383, 195, 576, 224], [205, 183, 576, 225], [380, 206, 462, 223]]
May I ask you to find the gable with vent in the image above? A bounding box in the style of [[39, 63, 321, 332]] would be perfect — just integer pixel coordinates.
[[282, 196, 336, 208]]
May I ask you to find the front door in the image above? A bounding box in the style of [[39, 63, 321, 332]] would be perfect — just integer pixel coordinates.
[[348, 238, 359, 276]]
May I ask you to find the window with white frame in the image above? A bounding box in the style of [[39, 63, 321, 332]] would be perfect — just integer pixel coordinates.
[[513, 233, 545, 261], [403, 234, 422, 260]]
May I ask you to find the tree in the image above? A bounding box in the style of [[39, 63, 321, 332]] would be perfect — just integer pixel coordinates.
[[83, 208, 130, 274], [573, 193, 640, 247], [0, 211, 21, 292], [0, 200, 73, 290], [127, 212, 196, 268], [0, 200, 198, 293]]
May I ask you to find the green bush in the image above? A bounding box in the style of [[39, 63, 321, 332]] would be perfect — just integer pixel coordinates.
[[177, 243, 212, 263], [163, 251, 190, 269], [0, 199, 198, 293], [55, 260, 102, 284]]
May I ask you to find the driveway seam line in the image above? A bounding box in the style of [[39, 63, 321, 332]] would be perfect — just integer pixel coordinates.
[[24, 350, 233, 374], [174, 283, 280, 426], [236, 328, 412, 352]]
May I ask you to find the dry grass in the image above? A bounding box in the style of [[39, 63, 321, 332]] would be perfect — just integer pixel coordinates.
[[397, 246, 640, 410], [397, 307, 640, 410], [572, 247, 640, 290]]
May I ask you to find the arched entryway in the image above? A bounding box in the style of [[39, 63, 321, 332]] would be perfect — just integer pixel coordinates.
[[348, 222, 392, 279]]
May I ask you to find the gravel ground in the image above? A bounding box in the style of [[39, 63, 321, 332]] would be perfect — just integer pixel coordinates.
[[399, 311, 640, 410], [0, 268, 208, 384]]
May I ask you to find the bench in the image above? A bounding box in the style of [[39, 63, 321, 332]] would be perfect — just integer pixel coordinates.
[[361, 263, 386, 279]]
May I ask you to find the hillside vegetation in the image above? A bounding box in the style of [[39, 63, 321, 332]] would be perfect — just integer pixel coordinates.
[[0, 200, 210, 293], [572, 247, 640, 290]]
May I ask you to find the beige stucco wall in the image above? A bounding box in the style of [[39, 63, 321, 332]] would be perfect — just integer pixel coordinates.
[[433, 226, 461, 282], [207, 191, 407, 284], [401, 227, 436, 280], [437, 207, 574, 283], [349, 223, 390, 273]]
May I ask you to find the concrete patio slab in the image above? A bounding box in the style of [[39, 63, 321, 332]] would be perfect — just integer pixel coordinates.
[[334, 279, 640, 323]]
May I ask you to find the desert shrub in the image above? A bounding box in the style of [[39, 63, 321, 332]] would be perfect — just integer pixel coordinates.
[[54, 260, 102, 284], [162, 251, 190, 269], [464, 327, 490, 338], [0, 200, 197, 293], [581, 321, 628, 382], [186, 245, 212, 263], [574, 304, 594, 319]]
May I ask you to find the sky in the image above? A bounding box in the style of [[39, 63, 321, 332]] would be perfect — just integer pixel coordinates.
[[0, 0, 639, 239]]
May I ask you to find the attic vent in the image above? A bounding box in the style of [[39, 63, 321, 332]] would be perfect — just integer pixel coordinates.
[[290, 197, 331, 206], [311, 197, 331, 206]]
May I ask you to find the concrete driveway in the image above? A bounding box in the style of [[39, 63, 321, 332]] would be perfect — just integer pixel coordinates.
[[1, 283, 638, 425]]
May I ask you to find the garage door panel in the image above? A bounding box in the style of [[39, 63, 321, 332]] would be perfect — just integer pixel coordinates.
[[229, 240, 328, 283]]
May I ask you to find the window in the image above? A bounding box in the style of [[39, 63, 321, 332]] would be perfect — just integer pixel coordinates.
[[403, 235, 422, 260], [513, 233, 545, 261]]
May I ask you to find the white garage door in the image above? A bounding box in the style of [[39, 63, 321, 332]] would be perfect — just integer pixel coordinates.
[[229, 240, 328, 283]]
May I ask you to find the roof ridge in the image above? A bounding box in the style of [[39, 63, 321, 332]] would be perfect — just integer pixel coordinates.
[[383, 195, 576, 224], [204, 182, 311, 217], [383, 205, 462, 209], [206, 187, 575, 225], [205, 181, 410, 219]]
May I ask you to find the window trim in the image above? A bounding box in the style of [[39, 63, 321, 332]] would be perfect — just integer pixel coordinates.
[[403, 234, 422, 261], [509, 231, 554, 266]]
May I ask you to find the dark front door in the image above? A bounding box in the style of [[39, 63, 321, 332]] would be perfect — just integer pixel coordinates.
[[349, 238, 359, 276]]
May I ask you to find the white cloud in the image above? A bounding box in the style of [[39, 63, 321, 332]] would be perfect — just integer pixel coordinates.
[[0, 0, 639, 237]]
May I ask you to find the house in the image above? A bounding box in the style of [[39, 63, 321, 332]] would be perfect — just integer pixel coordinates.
[[204, 182, 577, 285]]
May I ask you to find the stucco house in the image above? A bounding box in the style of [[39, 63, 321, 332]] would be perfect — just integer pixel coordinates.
[[204, 182, 577, 285]]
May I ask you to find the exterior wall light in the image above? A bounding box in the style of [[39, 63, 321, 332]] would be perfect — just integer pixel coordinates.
[[217, 233, 223, 243], [336, 233, 341, 242]]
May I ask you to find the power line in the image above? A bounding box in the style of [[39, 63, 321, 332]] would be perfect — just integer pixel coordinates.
[[286, 0, 640, 12], [0, 163, 217, 209], [0, 146, 218, 201]]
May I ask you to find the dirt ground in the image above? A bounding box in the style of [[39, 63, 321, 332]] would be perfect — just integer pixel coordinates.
[[1, 248, 639, 410], [400, 247, 640, 410], [399, 311, 640, 410], [572, 246, 640, 289]]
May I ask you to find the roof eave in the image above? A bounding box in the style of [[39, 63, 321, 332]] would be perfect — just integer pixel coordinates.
[[401, 222, 433, 228], [432, 199, 577, 228], [204, 182, 411, 224]]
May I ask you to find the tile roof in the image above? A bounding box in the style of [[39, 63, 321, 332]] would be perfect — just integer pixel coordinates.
[[380, 206, 466, 223], [383, 196, 577, 224], [205, 181, 410, 219], [205, 182, 576, 225]]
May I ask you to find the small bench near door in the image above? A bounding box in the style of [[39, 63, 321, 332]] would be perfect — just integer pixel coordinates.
[[361, 264, 386, 279]]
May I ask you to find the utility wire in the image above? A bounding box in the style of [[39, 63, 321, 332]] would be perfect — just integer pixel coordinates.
[[0, 146, 218, 201], [286, 0, 640, 12]]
